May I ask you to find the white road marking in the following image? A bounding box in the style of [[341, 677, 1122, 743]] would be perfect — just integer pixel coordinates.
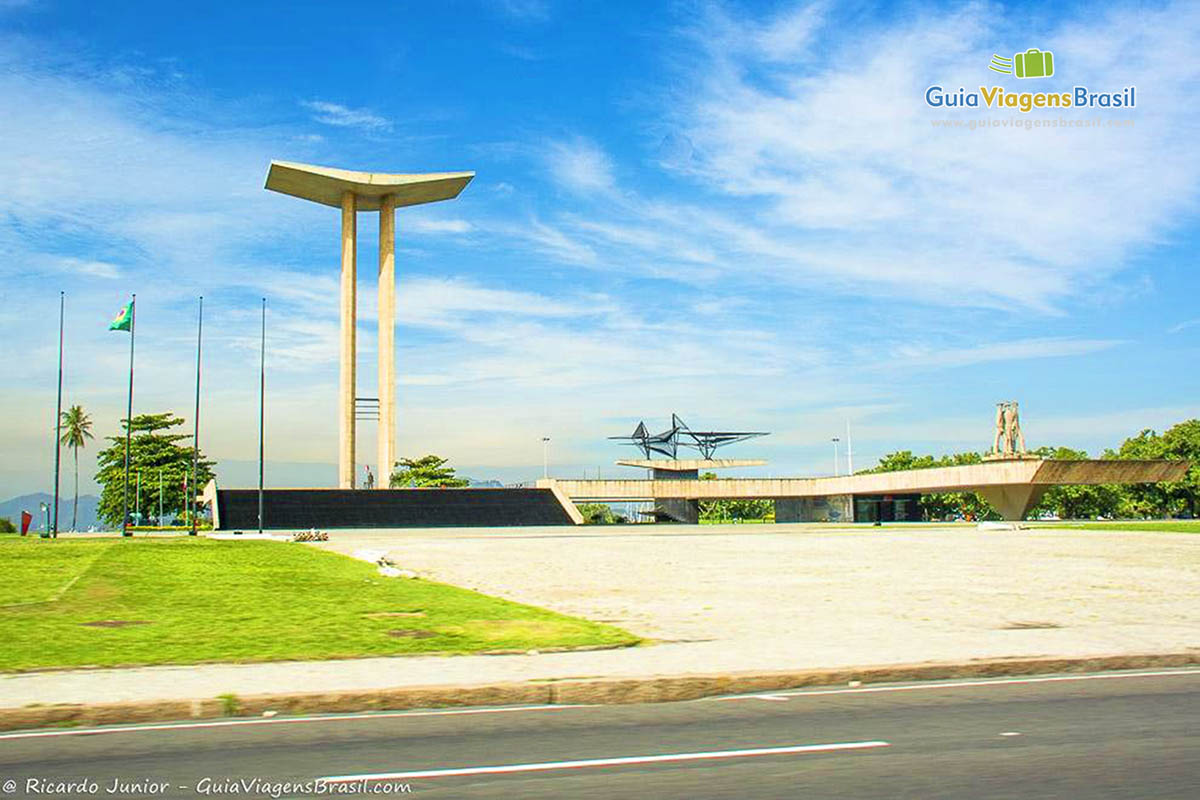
[[320, 740, 891, 782], [748, 694, 791, 701], [999, 732, 1022, 737], [0, 704, 594, 741], [713, 668, 1200, 702]]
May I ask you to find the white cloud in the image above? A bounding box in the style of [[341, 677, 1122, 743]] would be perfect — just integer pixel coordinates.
[[512, 219, 598, 264], [493, 0, 550, 22], [399, 277, 604, 328], [889, 338, 1124, 369], [407, 218, 474, 235], [526, 2, 1200, 313], [300, 99, 391, 132], [1031, 405, 1200, 442], [754, 3, 826, 61], [571, 218, 719, 266], [1168, 318, 1200, 334], [690, 1, 827, 62], [671, 2, 1200, 308], [545, 137, 615, 194], [57, 257, 121, 279]]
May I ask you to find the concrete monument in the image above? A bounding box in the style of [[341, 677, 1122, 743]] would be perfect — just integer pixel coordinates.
[[265, 161, 474, 488]]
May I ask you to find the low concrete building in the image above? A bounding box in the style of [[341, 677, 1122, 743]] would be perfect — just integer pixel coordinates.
[[541, 458, 1188, 522]]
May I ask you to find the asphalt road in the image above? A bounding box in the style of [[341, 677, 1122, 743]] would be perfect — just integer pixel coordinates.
[[2, 669, 1197, 799]]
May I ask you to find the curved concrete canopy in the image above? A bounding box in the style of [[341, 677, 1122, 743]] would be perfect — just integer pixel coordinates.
[[616, 459, 767, 470], [264, 160, 474, 211]]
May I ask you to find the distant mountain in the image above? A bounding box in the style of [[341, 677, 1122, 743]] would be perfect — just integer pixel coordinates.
[[467, 478, 505, 488], [0, 493, 101, 532]]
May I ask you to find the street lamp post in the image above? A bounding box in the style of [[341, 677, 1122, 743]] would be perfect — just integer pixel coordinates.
[[845, 420, 854, 475], [831, 437, 841, 477], [541, 437, 550, 479]]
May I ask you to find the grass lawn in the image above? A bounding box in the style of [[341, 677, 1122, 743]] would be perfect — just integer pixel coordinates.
[[1035, 520, 1200, 533], [0, 536, 637, 671]]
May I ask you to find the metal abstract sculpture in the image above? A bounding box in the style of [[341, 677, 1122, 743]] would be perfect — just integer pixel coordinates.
[[610, 414, 768, 459], [991, 401, 1027, 456]]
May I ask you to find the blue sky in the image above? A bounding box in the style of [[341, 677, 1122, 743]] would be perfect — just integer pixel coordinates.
[[2, 0, 1198, 496]]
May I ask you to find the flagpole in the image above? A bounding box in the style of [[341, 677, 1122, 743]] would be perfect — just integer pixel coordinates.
[[191, 296, 203, 536], [257, 297, 266, 535], [121, 294, 135, 537], [52, 291, 64, 538]]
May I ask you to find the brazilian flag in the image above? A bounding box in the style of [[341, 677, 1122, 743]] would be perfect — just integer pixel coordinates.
[[109, 300, 133, 331]]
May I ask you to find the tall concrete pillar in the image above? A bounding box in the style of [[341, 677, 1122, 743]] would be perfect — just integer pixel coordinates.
[[377, 194, 396, 488], [263, 161, 475, 491], [339, 190, 357, 489]]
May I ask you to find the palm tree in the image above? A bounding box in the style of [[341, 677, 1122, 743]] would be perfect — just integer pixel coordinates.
[[59, 405, 94, 531]]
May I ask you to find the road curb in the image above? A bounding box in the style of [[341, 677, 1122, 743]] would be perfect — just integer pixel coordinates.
[[3, 651, 1198, 732]]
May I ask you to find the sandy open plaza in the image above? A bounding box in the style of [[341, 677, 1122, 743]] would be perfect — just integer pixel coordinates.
[[313, 523, 1200, 673]]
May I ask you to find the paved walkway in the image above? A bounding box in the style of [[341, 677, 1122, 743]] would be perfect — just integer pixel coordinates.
[[3, 525, 1198, 708]]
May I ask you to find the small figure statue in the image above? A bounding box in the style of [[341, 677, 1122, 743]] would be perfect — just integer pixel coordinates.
[[1006, 401, 1026, 454], [993, 402, 1007, 454], [364, 464, 375, 490], [990, 401, 1027, 456]]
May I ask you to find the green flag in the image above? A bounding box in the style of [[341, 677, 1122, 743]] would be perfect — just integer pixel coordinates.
[[109, 300, 133, 331]]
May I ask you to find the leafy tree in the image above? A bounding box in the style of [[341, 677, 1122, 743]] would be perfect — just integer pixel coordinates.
[[95, 413, 215, 527], [697, 471, 772, 522], [706, 498, 773, 522], [1106, 429, 1168, 516], [1027, 446, 1122, 519], [0, 518, 15, 534], [578, 503, 627, 524], [871, 450, 939, 472], [924, 451, 999, 521], [1111, 421, 1200, 517], [388, 455, 470, 488], [59, 405, 94, 531], [1157, 420, 1200, 517], [866, 450, 998, 521]]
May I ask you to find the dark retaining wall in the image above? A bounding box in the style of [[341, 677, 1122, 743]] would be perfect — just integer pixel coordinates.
[[215, 488, 575, 529]]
